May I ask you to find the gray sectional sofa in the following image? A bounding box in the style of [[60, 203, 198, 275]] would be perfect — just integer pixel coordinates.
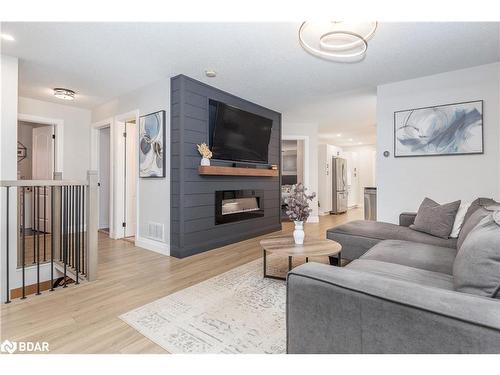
[[286, 198, 500, 353]]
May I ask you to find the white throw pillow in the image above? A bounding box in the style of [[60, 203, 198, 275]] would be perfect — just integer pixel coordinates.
[[450, 201, 471, 238]]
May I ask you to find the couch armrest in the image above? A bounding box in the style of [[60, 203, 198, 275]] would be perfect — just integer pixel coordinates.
[[399, 212, 417, 227], [287, 263, 500, 353]]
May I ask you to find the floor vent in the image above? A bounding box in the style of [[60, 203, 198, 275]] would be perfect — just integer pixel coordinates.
[[147, 222, 164, 241]]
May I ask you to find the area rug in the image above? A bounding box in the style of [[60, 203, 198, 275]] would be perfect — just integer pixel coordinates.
[[120, 258, 287, 354]]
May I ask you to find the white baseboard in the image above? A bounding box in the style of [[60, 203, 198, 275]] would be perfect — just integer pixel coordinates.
[[307, 215, 320, 223], [135, 236, 170, 256]]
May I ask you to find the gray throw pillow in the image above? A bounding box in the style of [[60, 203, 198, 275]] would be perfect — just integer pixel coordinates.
[[409, 197, 461, 238], [462, 198, 498, 224], [457, 207, 490, 250], [453, 213, 500, 299]]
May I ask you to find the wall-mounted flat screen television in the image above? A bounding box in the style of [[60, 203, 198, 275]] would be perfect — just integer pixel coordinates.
[[209, 99, 273, 164]]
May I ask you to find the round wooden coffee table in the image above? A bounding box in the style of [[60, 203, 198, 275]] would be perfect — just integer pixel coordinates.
[[260, 236, 342, 280]]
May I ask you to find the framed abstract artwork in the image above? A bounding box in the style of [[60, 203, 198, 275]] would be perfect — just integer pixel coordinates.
[[394, 100, 483, 157], [139, 110, 166, 178]]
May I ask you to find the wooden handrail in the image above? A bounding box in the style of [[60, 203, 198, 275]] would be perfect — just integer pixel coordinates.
[[0, 180, 88, 187]]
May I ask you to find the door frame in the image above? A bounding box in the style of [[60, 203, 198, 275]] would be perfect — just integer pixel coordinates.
[[18, 113, 64, 175]]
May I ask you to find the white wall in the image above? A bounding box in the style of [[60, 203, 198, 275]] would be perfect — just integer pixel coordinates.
[[377, 63, 500, 223], [91, 78, 170, 254], [282, 121, 319, 221], [18, 97, 91, 180], [1, 55, 19, 301]]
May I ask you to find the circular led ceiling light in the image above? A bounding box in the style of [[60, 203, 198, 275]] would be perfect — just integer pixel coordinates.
[[53, 88, 76, 100], [299, 21, 377, 62]]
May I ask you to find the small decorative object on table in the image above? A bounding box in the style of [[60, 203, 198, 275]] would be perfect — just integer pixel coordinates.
[[197, 143, 212, 166], [284, 183, 316, 244]]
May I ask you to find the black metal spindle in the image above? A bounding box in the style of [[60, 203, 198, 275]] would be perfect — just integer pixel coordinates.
[[50, 186, 54, 291], [82, 186, 85, 275], [72, 186, 76, 268], [43, 186, 47, 261], [36, 186, 41, 295], [21, 187, 26, 299], [5, 187, 11, 304], [68, 186, 73, 266], [32, 186, 36, 263], [75, 186, 80, 284], [63, 186, 68, 288], [59, 186, 63, 261]]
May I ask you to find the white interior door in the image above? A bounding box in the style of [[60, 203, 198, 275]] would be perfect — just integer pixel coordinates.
[[125, 121, 137, 237], [32, 125, 54, 232]]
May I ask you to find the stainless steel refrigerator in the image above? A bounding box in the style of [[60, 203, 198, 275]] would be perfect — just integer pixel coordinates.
[[331, 157, 348, 214]]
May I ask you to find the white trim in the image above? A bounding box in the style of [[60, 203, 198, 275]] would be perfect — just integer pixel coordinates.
[[18, 113, 64, 175], [135, 236, 170, 256]]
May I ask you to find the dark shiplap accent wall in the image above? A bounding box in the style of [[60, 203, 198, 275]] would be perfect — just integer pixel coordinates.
[[170, 75, 282, 258]]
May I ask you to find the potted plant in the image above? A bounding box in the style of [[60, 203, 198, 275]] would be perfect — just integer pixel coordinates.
[[197, 143, 212, 166], [284, 183, 316, 244]]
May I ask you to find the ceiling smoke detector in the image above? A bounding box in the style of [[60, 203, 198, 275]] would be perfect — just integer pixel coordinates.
[[53, 88, 76, 101], [205, 70, 217, 78]]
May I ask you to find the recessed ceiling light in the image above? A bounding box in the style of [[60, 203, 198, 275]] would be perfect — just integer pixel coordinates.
[[349, 138, 353, 142], [358, 142, 363, 145], [336, 133, 341, 137], [1, 33, 15, 42], [53, 88, 76, 101], [205, 70, 217, 78]]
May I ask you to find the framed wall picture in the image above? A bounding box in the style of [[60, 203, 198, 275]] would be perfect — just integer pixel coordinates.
[[394, 100, 483, 157], [139, 110, 166, 178]]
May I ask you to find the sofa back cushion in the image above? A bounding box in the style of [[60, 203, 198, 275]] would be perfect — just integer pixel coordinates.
[[453, 212, 500, 299], [410, 198, 461, 239], [457, 207, 490, 250]]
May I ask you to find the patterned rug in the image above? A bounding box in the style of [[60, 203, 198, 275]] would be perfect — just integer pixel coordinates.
[[120, 258, 287, 354]]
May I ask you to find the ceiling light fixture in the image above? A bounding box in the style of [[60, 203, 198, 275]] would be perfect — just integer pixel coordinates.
[[205, 70, 217, 78], [299, 21, 377, 62], [1, 33, 15, 42], [336, 133, 342, 137], [53, 88, 76, 101]]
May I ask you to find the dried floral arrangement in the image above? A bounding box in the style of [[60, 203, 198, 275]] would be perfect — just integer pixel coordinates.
[[284, 183, 316, 222], [197, 143, 213, 159]]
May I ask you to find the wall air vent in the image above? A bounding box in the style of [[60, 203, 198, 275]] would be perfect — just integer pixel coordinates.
[[147, 222, 164, 241]]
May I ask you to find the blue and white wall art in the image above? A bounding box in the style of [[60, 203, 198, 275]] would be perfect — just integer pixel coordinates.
[[394, 100, 483, 157], [139, 110, 166, 178]]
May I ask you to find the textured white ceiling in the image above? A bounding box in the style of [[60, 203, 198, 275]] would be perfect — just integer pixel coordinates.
[[2, 22, 499, 143]]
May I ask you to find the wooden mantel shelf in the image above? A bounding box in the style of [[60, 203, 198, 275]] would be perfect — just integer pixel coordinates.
[[198, 165, 278, 177]]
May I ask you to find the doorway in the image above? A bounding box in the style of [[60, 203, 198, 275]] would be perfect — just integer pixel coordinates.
[[17, 120, 55, 266], [280, 139, 306, 222], [98, 126, 111, 234]]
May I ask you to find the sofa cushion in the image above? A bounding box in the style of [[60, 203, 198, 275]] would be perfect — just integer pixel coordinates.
[[453, 213, 500, 299], [347, 259, 454, 290], [457, 207, 490, 250], [327, 220, 457, 250], [360, 240, 457, 275], [410, 197, 461, 238]]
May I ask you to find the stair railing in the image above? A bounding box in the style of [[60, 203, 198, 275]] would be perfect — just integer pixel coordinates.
[[1, 171, 98, 303]]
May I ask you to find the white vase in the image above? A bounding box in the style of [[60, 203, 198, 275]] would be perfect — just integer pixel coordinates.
[[200, 157, 210, 166], [293, 221, 305, 245]]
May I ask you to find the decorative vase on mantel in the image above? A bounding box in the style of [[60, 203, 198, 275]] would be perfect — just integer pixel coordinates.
[[200, 157, 210, 166], [293, 221, 305, 245], [197, 143, 212, 167]]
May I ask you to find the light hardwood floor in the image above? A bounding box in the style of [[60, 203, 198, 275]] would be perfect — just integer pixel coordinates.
[[1, 209, 362, 354]]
